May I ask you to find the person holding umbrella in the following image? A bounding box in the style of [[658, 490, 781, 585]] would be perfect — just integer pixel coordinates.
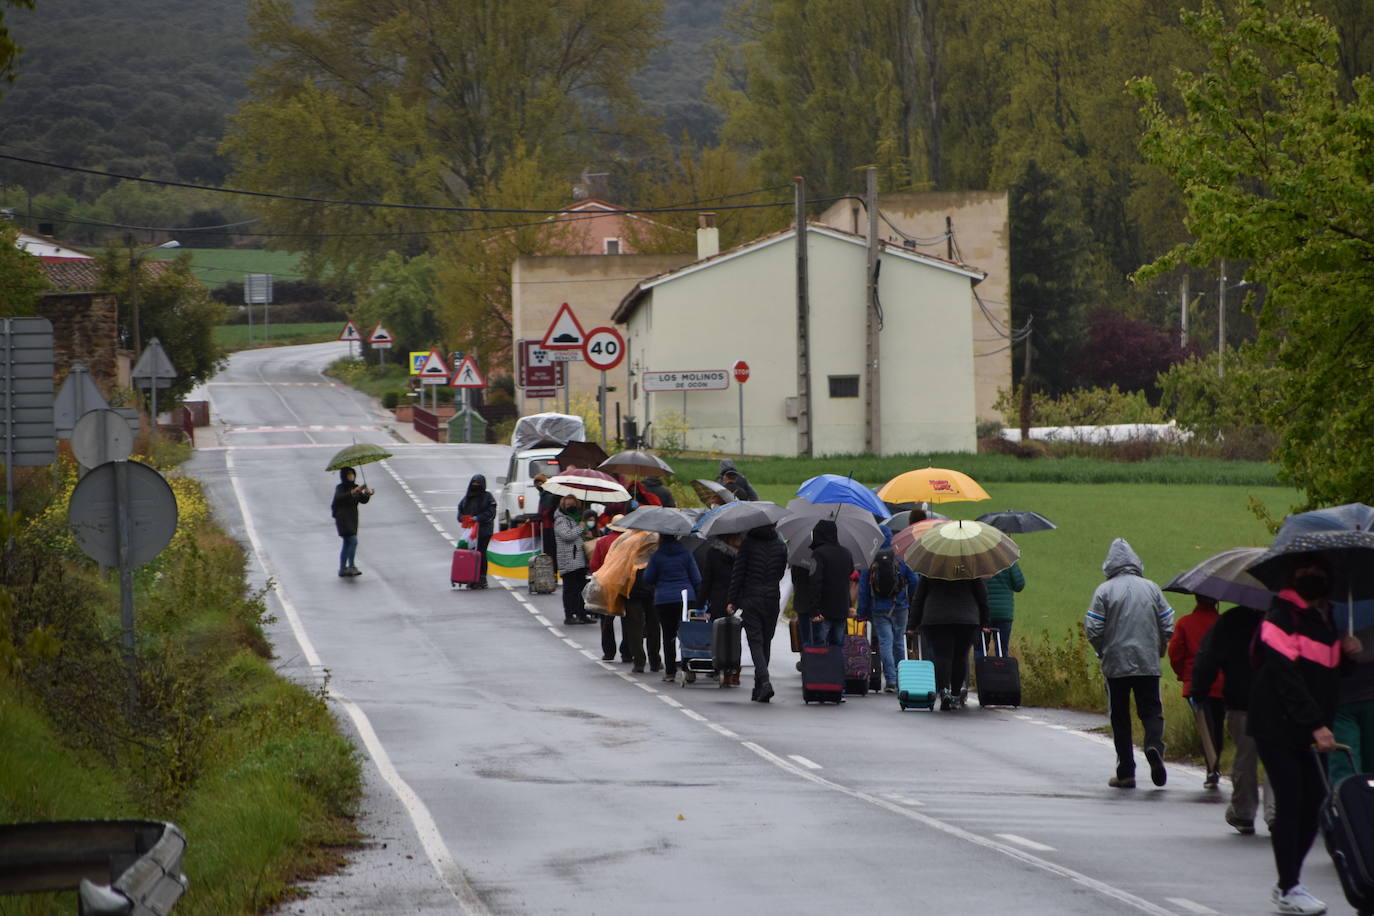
[[1246, 554, 1363, 915], [1084, 538, 1175, 789], [331, 467, 373, 577], [728, 524, 789, 702], [554, 494, 593, 626]]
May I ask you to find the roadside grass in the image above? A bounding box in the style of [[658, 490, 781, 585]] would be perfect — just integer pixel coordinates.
[[144, 247, 306, 287], [214, 322, 341, 352], [670, 453, 1280, 487], [2, 457, 360, 914]]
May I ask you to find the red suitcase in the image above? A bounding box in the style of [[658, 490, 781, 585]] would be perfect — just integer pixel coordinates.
[[450, 548, 481, 587]]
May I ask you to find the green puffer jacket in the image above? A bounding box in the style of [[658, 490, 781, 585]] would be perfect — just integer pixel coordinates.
[[986, 562, 1025, 623]]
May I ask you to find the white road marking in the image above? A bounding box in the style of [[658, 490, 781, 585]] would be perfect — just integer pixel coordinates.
[[1164, 899, 1220, 915], [562, 638, 581, 649], [548, 628, 566, 638], [737, 741, 1180, 916], [883, 793, 925, 807], [787, 754, 822, 770], [579, 649, 599, 661], [681, 709, 707, 722], [708, 723, 738, 738], [658, 695, 683, 708], [995, 833, 1056, 852], [636, 683, 658, 694], [225, 451, 487, 915]]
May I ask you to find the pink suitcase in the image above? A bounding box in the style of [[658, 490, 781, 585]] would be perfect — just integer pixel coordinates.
[[450, 548, 481, 587]]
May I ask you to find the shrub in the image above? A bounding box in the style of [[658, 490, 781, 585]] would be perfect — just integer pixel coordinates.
[[1157, 346, 1282, 461], [995, 384, 1166, 428], [382, 390, 400, 409], [1016, 626, 1104, 711]]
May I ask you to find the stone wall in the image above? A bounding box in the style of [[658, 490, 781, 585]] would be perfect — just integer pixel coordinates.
[[36, 291, 121, 393]]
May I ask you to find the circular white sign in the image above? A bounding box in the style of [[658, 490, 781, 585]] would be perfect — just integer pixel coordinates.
[[582, 326, 625, 371]]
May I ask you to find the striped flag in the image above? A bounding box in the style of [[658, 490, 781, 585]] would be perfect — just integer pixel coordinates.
[[487, 522, 542, 580]]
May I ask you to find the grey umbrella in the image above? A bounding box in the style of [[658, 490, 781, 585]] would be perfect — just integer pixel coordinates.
[[694, 500, 787, 537], [777, 498, 886, 569], [886, 508, 949, 530], [1164, 547, 1271, 608], [616, 504, 694, 537]]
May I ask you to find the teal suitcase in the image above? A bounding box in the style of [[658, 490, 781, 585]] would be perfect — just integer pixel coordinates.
[[897, 635, 936, 710]]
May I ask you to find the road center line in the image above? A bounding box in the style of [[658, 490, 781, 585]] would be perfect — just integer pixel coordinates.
[[225, 450, 487, 915]]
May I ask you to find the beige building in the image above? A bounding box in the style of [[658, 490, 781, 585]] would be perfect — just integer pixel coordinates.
[[511, 253, 693, 420], [818, 192, 1011, 422], [612, 224, 985, 457]]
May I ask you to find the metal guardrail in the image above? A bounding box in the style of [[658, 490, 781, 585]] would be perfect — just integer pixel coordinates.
[[0, 819, 188, 914]]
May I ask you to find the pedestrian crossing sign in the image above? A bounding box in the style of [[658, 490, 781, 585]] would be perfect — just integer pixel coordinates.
[[451, 356, 486, 388]]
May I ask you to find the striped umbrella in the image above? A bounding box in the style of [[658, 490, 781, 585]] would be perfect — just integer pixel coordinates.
[[891, 518, 943, 557], [903, 519, 1019, 581]]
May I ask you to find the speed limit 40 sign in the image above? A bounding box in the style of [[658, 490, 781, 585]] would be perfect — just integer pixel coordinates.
[[582, 326, 625, 371]]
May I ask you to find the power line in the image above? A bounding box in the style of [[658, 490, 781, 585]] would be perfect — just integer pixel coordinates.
[[0, 151, 803, 216]]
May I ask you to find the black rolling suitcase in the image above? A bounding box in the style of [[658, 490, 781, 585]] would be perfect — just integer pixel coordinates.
[[711, 613, 743, 680], [974, 631, 1021, 708], [801, 645, 845, 704], [1319, 747, 1374, 914]]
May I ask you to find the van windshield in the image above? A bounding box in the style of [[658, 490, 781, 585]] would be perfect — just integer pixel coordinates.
[[529, 458, 559, 480]]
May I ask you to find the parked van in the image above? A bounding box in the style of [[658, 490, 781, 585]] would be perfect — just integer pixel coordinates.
[[496, 413, 585, 530]]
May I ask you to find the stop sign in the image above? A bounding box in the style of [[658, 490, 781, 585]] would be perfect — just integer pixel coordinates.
[[733, 360, 750, 383]]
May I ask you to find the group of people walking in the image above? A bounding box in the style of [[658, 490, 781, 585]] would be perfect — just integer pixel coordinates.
[[1085, 537, 1372, 915]]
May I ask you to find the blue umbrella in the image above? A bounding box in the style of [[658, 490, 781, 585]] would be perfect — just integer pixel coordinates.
[[796, 474, 890, 520]]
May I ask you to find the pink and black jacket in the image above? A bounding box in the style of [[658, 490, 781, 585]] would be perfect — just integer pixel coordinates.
[[1246, 589, 1345, 748]]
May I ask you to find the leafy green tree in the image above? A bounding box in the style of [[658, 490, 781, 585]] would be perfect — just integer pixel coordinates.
[[97, 250, 227, 403], [353, 252, 442, 358], [223, 0, 663, 280], [0, 0, 35, 90], [1134, 0, 1374, 506], [0, 223, 47, 316]]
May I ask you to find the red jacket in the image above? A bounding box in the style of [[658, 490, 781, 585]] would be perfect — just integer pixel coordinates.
[[1169, 604, 1223, 698], [588, 530, 622, 573]]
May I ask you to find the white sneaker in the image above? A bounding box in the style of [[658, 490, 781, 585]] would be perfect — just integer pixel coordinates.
[[1272, 884, 1326, 915]]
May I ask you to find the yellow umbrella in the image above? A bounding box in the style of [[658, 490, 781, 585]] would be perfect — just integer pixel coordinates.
[[877, 467, 990, 504]]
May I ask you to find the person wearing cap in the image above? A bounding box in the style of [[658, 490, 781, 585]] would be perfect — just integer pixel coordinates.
[[717, 458, 759, 501], [590, 515, 629, 661]]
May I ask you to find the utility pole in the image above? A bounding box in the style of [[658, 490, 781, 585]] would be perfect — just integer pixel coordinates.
[[864, 167, 881, 455], [794, 177, 813, 457], [946, 215, 954, 260], [1180, 273, 1189, 348], [126, 234, 143, 356], [1218, 259, 1226, 378], [1019, 318, 1033, 441]]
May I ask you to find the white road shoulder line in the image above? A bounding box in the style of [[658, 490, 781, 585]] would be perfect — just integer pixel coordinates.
[[227, 451, 487, 915], [1164, 898, 1221, 915], [995, 833, 1056, 852], [787, 754, 822, 770], [736, 741, 1178, 916], [680, 709, 707, 722]]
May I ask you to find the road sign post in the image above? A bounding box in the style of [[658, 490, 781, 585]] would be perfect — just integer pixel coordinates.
[[734, 360, 750, 457], [368, 325, 393, 365], [582, 328, 624, 449], [1, 318, 56, 529], [245, 273, 274, 340], [131, 339, 177, 430]]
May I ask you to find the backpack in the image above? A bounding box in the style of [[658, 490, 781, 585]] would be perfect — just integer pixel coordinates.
[[869, 548, 901, 600]]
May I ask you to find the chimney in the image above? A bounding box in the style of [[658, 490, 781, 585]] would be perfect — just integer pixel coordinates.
[[696, 212, 719, 260]]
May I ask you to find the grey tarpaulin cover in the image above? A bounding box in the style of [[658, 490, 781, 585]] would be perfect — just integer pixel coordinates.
[[511, 413, 586, 450]]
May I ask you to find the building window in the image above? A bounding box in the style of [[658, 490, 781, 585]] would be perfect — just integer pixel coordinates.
[[604, 238, 621, 255], [828, 375, 860, 398]]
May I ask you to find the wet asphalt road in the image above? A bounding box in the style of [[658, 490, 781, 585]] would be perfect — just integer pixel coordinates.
[[187, 343, 1351, 916]]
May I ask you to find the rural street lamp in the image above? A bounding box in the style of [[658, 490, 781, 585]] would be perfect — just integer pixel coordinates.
[[1217, 259, 1250, 378], [127, 238, 180, 356]]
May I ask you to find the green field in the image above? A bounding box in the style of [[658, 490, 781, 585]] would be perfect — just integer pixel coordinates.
[[214, 322, 341, 351], [145, 247, 306, 287], [753, 480, 1299, 638]]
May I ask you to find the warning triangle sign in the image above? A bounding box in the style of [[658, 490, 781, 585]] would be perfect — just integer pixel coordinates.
[[339, 320, 362, 341], [540, 302, 586, 350], [368, 324, 393, 344], [451, 356, 486, 388], [417, 349, 450, 377]]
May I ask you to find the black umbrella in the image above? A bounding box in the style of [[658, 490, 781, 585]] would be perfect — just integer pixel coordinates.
[[1246, 530, 1374, 604], [556, 440, 610, 472], [975, 510, 1057, 534]]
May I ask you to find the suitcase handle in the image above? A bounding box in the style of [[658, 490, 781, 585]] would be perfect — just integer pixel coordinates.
[[982, 630, 1005, 658], [1313, 743, 1357, 791]]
